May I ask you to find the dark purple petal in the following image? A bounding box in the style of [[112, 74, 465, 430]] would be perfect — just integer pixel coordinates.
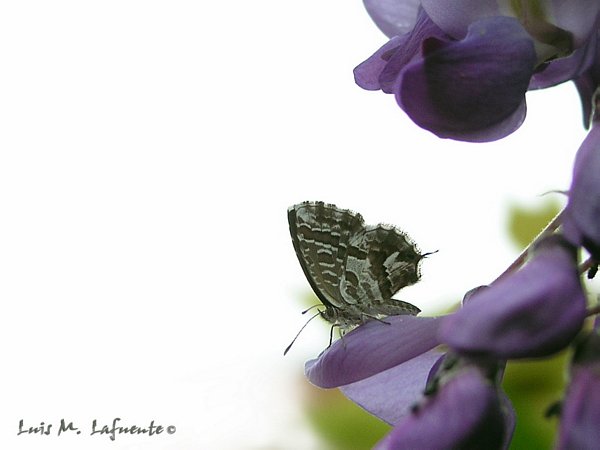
[[421, 0, 500, 39], [563, 125, 600, 257], [375, 368, 505, 450], [574, 34, 600, 128], [556, 330, 600, 449], [440, 236, 587, 359], [340, 349, 443, 425], [363, 0, 422, 38], [305, 315, 442, 388], [397, 16, 536, 142], [499, 390, 516, 450], [575, 72, 597, 129]]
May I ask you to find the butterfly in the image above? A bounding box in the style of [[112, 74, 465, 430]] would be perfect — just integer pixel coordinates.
[[285, 201, 427, 353]]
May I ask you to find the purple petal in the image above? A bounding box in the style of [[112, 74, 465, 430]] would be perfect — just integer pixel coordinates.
[[499, 390, 516, 450], [355, 36, 406, 91], [340, 349, 443, 425], [550, 0, 600, 48], [354, 8, 448, 93], [575, 72, 597, 129], [573, 34, 600, 128], [376, 368, 505, 450], [556, 330, 600, 449], [421, 0, 500, 39], [530, 33, 598, 90], [363, 0, 422, 38], [422, 1, 600, 49], [556, 369, 600, 449], [378, 9, 449, 93], [397, 16, 536, 142], [305, 315, 443, 388], [440, 236, 587, 359], [563, 125, 600, 257]]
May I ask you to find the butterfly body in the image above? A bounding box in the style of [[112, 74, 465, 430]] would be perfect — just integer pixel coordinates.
[[288, 201, 423, 330]]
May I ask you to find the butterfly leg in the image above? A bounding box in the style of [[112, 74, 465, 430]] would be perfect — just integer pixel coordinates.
[[326, 324, 349, 350], [328, 324, 338, 348]]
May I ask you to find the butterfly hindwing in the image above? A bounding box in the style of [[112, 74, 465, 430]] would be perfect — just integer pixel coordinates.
[[340, 225, 421, 315]]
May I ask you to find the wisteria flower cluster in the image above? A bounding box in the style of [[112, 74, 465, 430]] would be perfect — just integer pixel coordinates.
[[355, 0, 600, 141], [300, 1, 600, 449]]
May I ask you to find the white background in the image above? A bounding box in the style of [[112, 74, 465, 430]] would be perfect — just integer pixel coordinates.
[[0, 1, 587, 449]]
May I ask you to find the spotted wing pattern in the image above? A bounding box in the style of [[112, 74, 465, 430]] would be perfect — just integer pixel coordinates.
[[288, 201, 422, 327]]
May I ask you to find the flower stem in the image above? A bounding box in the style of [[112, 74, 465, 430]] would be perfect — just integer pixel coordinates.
[[493, 208, 564, 283]]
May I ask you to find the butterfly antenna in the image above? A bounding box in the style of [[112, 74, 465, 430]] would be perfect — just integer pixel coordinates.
[[284, 310, 322, 356], [421, 249, 439, 258], [301, 304, 321, 314]]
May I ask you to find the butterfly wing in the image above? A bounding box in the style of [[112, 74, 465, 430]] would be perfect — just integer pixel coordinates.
[[288, 202, 364, 309], [340, 224, 421, 316]]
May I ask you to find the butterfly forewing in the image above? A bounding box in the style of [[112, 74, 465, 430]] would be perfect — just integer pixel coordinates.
[[288, 202, 364, 308]]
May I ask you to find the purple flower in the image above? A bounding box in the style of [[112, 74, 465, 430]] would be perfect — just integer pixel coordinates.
[[306, 315, 441, 387], [375, 360, 513, 450], [304, 312, 516, 448], [305, 315, 443, 422], [356, 1, 600, 141], [340, 349, 442, 425], [563, 124, 600, 258], [440, 235, 587, 359], [556, 327, 600, 449]]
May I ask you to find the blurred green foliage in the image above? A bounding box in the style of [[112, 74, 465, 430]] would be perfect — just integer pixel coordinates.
[[506, 198, 562, 248], [503, 352, 567, 449], [304, 386, 391, 450]]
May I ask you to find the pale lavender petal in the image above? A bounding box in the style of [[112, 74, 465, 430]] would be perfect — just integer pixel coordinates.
[[354, 8, 448, 93], [305, 315, 443, 388], [375, 368, 505, 450], [440, 236, 586, 359], [420, 0, 500, 39], [363, 0, 422, 38], [354, 36, 405, 91], [550, 0, 600, 48], [563, 125, 600, 257], [340, 349, 443, 425], [397, 16, 536, 142]]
